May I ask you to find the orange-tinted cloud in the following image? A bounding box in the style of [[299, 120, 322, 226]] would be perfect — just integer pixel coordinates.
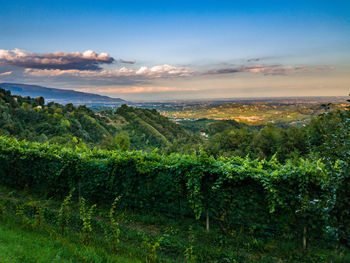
[[0, 71, 13, 76], [205, 64, 335, 76]]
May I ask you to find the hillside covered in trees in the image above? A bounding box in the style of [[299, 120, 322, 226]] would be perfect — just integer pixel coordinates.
[[0, 87, 349, 162], [0, 88, 192, 150], [0, 82, 126, 104]]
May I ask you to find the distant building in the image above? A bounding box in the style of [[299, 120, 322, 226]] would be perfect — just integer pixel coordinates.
[[94, 112, 106, 118], [200, 132, 208, 138]]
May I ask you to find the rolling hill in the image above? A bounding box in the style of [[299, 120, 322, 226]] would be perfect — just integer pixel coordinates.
[[0, 87, 190, 149], [0, 83, 126, 105]]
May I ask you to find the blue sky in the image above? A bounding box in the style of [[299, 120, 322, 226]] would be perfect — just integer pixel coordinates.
[[0, 1, 349, 100]]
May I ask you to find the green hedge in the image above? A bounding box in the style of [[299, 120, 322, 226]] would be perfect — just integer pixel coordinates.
[[0, 136, 347, 244]]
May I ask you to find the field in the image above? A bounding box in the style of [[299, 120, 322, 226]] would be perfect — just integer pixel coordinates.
[[161, 101, 348, 125]]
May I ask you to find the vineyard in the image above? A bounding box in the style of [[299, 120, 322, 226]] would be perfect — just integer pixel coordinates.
[[0, 136, 349, 256]]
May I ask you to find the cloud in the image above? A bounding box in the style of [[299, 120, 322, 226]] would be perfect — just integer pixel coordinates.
[[0, 48, 114, 70], [119, 59, 136, 64], [204, 64, 331, 76], [0, 71, 12, 76], [247, 57, 261, 62], [206, 68, 241, 74], [24, 64, 195, 79]]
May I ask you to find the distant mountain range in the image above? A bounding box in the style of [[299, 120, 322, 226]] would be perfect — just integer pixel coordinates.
[[0, 83, 126, 105]]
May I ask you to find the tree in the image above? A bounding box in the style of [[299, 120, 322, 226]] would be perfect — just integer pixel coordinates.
[[103, 133, 130, 151], [35, 96, 45, 106], [252, 125, 282, 159]]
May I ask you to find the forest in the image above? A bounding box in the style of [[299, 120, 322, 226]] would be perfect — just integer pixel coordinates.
[[0, 88, 193, 150], [0, 88, 349, 262]]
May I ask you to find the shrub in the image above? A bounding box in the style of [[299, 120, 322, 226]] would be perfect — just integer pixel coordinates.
[[58, 191, 73, 236], [105, 196, 121, 252], [79, 197, 96, 245]]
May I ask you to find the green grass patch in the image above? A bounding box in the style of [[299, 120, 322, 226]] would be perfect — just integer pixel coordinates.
[[0, 218, 139, 263]]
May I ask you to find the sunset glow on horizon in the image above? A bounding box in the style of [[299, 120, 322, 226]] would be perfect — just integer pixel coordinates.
[[0, 1, 349, 100]]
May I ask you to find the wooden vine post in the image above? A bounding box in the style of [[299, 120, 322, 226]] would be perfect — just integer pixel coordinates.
[[206, 207, 210, 232], [78, 178, 82, 204], [303, 225, 307, 251]]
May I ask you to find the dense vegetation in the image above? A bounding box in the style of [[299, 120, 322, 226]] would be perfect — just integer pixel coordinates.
[[0, 134, 349, 261], [0, 88, 349, 262], [1, 87, 347, 162], [0, 88, 191, 150], [172, 108, 348, 165]]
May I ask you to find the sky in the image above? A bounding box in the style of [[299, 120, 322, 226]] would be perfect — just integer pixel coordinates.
[[0, 0, 349, 100]]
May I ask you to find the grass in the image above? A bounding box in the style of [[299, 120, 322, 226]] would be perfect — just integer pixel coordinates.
[[0, 217, 139, 263], [0, 186, 349, 262]]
